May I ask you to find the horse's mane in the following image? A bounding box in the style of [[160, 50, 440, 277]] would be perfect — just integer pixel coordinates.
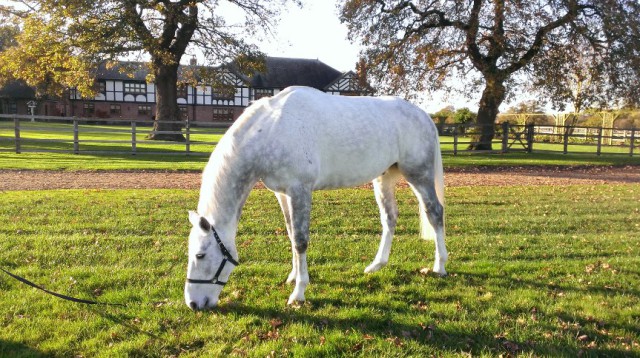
[[196, 98, 272, 224]]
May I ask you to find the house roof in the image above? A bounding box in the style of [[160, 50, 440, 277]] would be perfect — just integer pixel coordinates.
[[248, 57, 343, 90], [0, 80, 35, 99], [94, 57, 344, 90], [95, 61, 150, 82]]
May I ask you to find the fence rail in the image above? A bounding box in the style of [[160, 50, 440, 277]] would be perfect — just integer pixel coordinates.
[[1, 114, 638, 157]]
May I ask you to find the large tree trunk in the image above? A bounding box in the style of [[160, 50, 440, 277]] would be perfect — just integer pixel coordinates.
[[146, 62, 185, 142], [468, 79, 506, 150]]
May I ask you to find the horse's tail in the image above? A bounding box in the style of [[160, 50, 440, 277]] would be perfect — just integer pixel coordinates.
[[420, 135, 445, 241]]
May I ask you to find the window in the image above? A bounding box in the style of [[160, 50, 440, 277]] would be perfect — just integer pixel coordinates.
[[124, 82, 146, 94], [212, 108, 234, 121], [138, 105, 152, 115], [83, 103, 95, 116], [110, 104, 121, 115], [8, 101, 17, 114], [97, 81, 106, 94], [254, 88, 273, 100], [212, 86, 235, 100]]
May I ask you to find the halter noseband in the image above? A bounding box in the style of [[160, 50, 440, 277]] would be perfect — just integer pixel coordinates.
[[186, 226, 239, 286]]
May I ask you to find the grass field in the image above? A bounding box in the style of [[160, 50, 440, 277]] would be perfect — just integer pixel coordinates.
[[1, 185, 639, 357], [0, 150, 638, 171]]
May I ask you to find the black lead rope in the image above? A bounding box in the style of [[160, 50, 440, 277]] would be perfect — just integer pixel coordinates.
[[3, 226, 238, 303], [1, 267, 126, 307]]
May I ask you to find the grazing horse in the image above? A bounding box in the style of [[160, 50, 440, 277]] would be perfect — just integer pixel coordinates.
[[185, 86, 447, 310]]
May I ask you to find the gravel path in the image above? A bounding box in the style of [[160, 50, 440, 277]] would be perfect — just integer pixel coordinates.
[[1, 166, 639, 191]]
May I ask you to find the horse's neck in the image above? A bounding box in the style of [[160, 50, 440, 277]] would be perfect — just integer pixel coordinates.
[[197, 153, 257, 240]]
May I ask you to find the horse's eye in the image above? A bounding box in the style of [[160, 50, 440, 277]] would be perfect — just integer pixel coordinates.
[[195, 253, 206, 259]]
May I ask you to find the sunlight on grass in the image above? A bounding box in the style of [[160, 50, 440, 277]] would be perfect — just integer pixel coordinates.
[[1, 185, 638, 356]]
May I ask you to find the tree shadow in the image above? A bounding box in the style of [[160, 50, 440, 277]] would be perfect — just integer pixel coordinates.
[[213, 264, 639, 356], [0, 339, 48, 357]]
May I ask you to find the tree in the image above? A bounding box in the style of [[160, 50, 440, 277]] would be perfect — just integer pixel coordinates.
[[501, 100, 550, 125], [431, 105, 454, 124], [0, 24, 21, 114], [0, 25, 18, 52], [453, 107, 476, 125], [0, 24, 19, 86], [340, 0, 640, 150], [0, 0, 297, 141]]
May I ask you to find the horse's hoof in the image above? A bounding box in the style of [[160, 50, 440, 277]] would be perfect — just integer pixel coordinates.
[[287, 297, 305, 306], [364, 262, 385, 273], [433, 268, 448, 277]]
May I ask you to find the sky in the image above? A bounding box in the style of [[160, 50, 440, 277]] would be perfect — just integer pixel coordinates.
[[257, 1, 480, 112], [262, 2, 360, 72]]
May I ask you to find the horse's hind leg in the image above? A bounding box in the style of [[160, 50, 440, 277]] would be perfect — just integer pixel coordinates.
[[365, 168, 401, 273], [404, 172, 448, 276], [275, 192, 297, 284]]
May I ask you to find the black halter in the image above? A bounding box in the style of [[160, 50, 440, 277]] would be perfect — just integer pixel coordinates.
[[186, 226, 239, 286]]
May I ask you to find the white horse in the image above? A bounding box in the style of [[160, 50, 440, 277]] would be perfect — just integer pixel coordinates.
[[185, 86, 447, 310]]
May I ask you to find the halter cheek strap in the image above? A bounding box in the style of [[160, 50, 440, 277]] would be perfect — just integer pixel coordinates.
[[186, 226, 239, 286]]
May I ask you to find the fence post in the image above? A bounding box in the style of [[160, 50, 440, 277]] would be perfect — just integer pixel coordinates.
[[453, 127, 459, 156], [563, 126, 569, 154], [73, 119, 79, 154], [630, 128, 636, 157], [596, 127, 603, 156], [526, 123, 534, 153], [131, 121, 137, 155], [501, 121, 509, 153], [185, 119, 191, 155], [13, 116, 21, 154]]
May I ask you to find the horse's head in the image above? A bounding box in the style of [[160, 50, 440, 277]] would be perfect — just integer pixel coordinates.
[[184, 211, 239, 310]]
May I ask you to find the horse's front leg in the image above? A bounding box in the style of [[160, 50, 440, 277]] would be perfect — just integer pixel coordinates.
[[275, 192, 297, 284], [285, 187, 312, 305]]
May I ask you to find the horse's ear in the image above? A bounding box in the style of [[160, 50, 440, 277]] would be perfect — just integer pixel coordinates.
[[199, 216, 212, 232], [188, 211, 200, 227], [188, 210, 212, 233]]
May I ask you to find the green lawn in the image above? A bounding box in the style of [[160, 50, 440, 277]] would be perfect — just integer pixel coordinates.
[[1, 185, 638, 357], [0, 151, 638, 171]]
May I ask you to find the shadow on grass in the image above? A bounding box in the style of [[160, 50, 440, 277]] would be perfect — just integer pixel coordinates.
[[2, 151, 209, 169], [221, 300, 575, 356], [211, 266, 639, 356], [0, 340, 48, 358]]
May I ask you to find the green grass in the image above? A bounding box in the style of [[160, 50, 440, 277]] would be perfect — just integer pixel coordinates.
[[1, 185, 639, 356], [0, 151, 638, 171]]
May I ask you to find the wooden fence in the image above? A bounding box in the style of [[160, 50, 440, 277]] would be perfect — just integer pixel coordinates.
[[438, 122, 638, 156], [1, 114, 638, 157], [0, 115, 231, 156]]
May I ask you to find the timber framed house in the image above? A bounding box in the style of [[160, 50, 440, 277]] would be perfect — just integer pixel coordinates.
[[4, 57, 373, 122]]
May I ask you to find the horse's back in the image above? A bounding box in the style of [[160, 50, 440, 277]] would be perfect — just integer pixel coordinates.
[[230, 87, 438, 190]]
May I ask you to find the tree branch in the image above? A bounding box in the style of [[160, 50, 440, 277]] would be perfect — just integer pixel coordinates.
[[122, 0, 155, 53], [505, 0, 584, 75], [465, 0, 487, 72]]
